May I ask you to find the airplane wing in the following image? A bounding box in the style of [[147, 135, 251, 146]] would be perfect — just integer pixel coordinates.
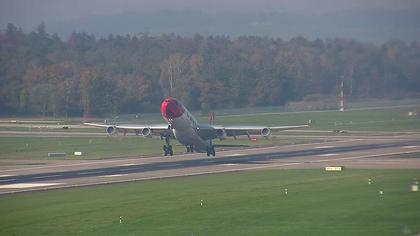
[[197, 121, 311, 140], [83, 122, 172, 137]]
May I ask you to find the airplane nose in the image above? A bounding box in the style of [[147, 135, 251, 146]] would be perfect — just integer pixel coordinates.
[[161, 98, 184, 119]]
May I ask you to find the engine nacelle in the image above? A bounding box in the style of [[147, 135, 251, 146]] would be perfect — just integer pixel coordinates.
[[261, 128, 271, 137], [141, 127, 152, 137], [106, 126, 117, 135], [216, 129, 227, 140]]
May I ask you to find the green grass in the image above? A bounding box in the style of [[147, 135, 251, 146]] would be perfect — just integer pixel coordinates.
[[386, 152, 420, 159], [3, 105, 419, 133], [0, 136, 179, 160], [212, 106, 420, 132], [0, 169, 419, 235], [0, 126, 100, 133]]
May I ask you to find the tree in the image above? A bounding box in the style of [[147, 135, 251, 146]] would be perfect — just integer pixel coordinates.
[[1, 24, 420, 116]]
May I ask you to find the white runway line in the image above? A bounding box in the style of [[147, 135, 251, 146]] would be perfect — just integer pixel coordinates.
[[225, 154, 244, 157], [221, 163, 238, 166], [0, 175, 13, 178], [318, 153, 338, 157], [315, 146, 334, 149], [0, 183, 63, 189], [100, 174, 128, 178], [120, 163, 137, 166], [402, 146, 418, 149]]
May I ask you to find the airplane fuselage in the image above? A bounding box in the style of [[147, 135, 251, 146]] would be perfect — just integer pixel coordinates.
[[171, 113, 209, 150], [161, 98, 209, 151]]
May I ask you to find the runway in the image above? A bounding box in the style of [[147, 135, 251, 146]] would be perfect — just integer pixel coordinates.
[[0, 133, 419, 194]]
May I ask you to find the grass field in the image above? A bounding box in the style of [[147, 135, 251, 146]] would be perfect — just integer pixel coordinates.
[[212, 106, 420, 132], [0, 169, 419, 235], [2, 105, 419, 133]]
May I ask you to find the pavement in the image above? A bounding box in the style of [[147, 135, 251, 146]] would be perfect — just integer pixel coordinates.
[[0, 133, 419, 195]]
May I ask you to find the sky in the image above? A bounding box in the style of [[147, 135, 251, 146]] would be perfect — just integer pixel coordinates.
[[1, 0, 420, 31]]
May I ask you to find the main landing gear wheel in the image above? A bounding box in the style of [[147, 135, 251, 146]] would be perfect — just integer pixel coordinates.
[[186, 145, 194, 153], [206, 146, 216, 157], [163, 135, 173, 156], [163, 145, 173, 156]]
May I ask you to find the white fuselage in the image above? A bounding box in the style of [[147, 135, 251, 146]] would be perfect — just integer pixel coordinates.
[[163, 107, 209, 151]]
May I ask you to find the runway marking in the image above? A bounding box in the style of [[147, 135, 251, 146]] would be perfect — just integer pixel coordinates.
[[0, 183, 63, 189], [402, 146, 418, 149], [313, 150, 420, 163], [120, 163, 137, 166], [221, 163, 238, 166], [0, 175, 13, 178], [238, 139, 362, 152], [225, 154, 244, 157], [315, 146, 334, 149], [1, 159, 146, 173], [31, 174, 61, 179], [100, 174, 128, 178], [318, 153, 338, 157]]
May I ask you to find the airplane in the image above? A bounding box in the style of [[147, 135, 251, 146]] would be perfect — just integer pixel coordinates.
[[84, 97, 310, 157]]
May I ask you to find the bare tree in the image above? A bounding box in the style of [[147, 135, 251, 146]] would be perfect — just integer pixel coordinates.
[[159, 53, 187, 97]]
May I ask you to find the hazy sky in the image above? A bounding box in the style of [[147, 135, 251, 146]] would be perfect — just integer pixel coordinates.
[[1, 0, 420, 30]]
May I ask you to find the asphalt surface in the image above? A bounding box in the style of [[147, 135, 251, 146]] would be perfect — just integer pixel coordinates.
[[1, 134, 420, 194]]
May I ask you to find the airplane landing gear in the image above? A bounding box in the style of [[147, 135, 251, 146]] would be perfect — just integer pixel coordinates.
[[206, 146, 215, 157], [206, 139, 216, 157], [163, 145, 173, 156], [206, 140, 216, 157], [163, 135, 173, 156], [186, 145, 194, 153]]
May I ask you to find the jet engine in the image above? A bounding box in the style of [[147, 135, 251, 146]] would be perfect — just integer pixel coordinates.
[[216, 129, 227, 140], [106, 126, 117, 135], [141, 127, 152, 137], [261, 128, 271, 137]]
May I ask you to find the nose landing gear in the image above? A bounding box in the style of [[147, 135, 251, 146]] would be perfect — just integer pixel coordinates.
[[206, 140, 216, 157], [163, 135, 173, 156], [163, 145, 173, 156], [206, 146, 216, 157]]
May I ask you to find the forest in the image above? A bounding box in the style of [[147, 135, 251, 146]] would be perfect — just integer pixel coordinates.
[[1, 23, 419, 117]]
